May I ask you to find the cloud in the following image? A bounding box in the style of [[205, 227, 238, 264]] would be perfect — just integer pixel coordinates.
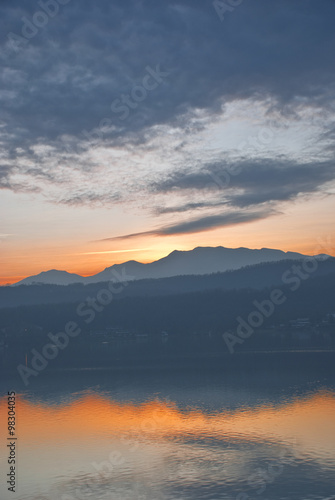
[[319, 121, 335, 155], [155, 201, 227, 214], [151, 158, 335, 212], [0, 233, 14, 240], [0, 163, 42, 192], [57, 190, 121, 206], [1, 0, 335, 239], [78, 248, 151, 255], [1, 0, 335, 156], [100, 209, 273, 240]]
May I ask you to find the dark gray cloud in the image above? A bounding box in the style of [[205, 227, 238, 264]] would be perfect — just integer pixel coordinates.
[[100, 209, 273, 240], [152, 158, 335, 212], [1, 0, 335, 154]]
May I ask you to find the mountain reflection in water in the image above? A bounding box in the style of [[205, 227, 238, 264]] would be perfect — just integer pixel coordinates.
[[1, 367, 335, 500]]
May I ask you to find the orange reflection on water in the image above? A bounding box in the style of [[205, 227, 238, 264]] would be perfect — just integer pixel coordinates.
[[1, 391, 335, 459]]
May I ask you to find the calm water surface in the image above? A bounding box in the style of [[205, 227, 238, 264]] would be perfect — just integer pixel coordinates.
[[1, 358, 335, 500]]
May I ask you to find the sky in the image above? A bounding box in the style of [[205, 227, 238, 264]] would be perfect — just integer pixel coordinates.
[[1, 0, 335, 284]]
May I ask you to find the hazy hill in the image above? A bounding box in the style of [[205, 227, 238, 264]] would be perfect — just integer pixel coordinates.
[[1, 269, 335, 337], [2, 257, 334, 309], [12, 246, 324, 286]]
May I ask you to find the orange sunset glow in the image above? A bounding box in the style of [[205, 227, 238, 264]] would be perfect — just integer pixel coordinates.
[[1, 392, 334, 459], [1, 193, 335, 285], [1, 0, 335, 289]]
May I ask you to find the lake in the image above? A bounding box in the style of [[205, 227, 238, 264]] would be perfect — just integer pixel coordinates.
[[1, 352, 335, 500]]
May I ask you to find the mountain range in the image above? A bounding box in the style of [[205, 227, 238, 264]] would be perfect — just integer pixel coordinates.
[[13, 246, 329, 286]]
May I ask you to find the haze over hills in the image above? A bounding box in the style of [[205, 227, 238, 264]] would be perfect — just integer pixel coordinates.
[[13, 246, 328, 286], [2, 257, 335, 309]]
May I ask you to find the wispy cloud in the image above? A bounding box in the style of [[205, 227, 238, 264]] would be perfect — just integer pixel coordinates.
[[100, 209, 274, 241], [0, 233, 14, 239], [78, 248, 151, 255], [56, 191, 121, 206]]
